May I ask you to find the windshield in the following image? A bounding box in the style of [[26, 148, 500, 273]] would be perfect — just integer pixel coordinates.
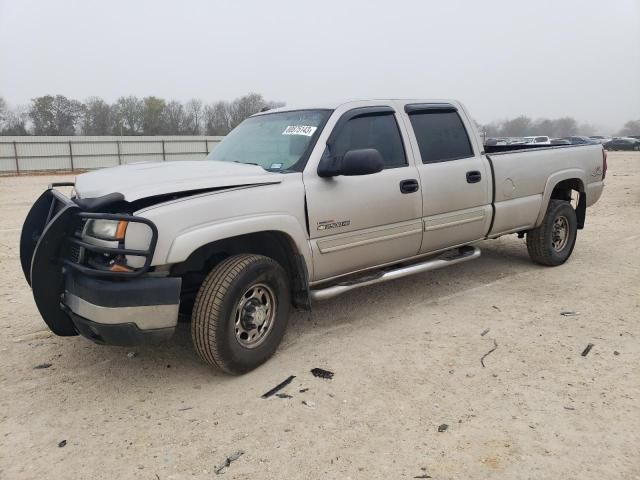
[[206, 109, 332, 172]]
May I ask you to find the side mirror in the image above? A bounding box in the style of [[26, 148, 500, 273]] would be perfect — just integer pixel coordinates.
[[318, 148, 384, 177], [341, 148, 384, 176]]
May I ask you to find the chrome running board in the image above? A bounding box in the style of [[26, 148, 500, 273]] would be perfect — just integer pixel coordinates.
[[309, 246, 481, 301]]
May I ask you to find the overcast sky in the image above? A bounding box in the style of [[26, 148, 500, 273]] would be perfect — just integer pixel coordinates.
[[1, 0, 639, 132]]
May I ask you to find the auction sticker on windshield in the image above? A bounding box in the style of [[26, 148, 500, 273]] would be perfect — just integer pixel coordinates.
[[282, 125, 317, 136]]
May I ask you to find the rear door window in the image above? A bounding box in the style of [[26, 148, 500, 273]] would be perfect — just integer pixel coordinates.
[[407, 110, 474, 163]]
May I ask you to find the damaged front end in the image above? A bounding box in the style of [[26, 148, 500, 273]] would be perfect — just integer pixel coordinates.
[[20, 183, 181, 345]]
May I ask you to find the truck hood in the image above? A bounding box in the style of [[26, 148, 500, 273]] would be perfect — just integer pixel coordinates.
[[74, 160, 282, 202]]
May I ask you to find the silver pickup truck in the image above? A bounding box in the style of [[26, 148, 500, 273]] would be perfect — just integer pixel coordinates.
[[20, 99, 606, 373]]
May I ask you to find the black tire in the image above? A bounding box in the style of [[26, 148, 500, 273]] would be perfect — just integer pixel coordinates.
[[191, 254, 291, 374], [526, 200, 577, 266]]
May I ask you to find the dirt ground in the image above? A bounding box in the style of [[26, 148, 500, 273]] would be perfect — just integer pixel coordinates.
[[0, 152, 638, 480]]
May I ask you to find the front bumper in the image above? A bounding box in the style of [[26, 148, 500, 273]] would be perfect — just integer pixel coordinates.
[[20, 184, 181, 345], [63, 271, 181, 345]]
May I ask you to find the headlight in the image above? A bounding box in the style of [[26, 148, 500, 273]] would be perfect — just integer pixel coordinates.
[[85, 219, 128, 240]]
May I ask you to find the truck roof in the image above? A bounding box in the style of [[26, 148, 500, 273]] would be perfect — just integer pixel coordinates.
[[257, 99, 460, 115]]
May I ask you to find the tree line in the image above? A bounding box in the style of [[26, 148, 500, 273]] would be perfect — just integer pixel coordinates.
[[0, 93, 284, 136], [478, 115, 640, 139], [1, 95, 639, 137]]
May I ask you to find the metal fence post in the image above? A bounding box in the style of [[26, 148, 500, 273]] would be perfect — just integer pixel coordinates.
[[204, 139, 209, 155], [116, 140, 122, 165], [68, 141, 75, 172], [13, 141, 20, 174], [161, 140, 166, 161]]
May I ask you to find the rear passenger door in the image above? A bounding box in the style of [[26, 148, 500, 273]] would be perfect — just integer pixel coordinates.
[[401, 103, 492, 254]]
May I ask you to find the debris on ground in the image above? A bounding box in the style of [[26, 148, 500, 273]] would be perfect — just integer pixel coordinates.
[[581, 343, 594, 357], [275, 393, 292, 399], [127, 352, 138, 358], [177, 407, 193, 411], [437, 424, 448, 432], [261, 375, 296, 399], [564, 406, 575, 411], [302, 400, 316, 408], [58, 440, 67, 448], [311, 368, 334, 379], [480, 328, 490, 336], [299, 388, 309, 393], [560, 311, 580, 317], [492, 305, 500, 311], [480, 339, 499, 367], [414, 475, 432, 479], [33, 363, 52, 369], [214, 450, 244, 475], [613, 351, 620, 356]]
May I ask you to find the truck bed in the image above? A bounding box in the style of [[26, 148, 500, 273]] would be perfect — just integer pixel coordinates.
[[486, 143, 605, 237]]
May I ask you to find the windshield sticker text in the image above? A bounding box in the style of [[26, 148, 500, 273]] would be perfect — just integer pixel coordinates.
[[282, 125, 317, 137]]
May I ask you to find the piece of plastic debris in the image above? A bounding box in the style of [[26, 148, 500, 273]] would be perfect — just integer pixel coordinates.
[[58, 440, 67, 448], [560, 311, 580, 317], [127, 352, 138, 358], [437, 424, 448, 432], [275, 393, 292, 399], [481, 328, 490, 336], [262, 375, 295, 399], [214, 450, 244, 474], [33, 363, 52, 369], [581, 343, 594, 357], [302, 400, 316, 408], [299, 388, 309, 393], [311, 368, 334, 379]]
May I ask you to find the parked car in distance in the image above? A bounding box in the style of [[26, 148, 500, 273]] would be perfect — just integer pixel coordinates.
[[485, 137, 508, 146], [523, 136, 551, 145], [551, 138, 572, 145], [563, 136, 598, 145], [589, 136, 612, 144], [604, 137, 640, 151]]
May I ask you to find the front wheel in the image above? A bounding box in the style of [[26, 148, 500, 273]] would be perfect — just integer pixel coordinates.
[[191, 254, 291, 374], [526, 200, 577, 266]]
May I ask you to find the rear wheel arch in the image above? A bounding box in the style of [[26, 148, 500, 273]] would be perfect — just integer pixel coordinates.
[[536, 174, 586, 229]]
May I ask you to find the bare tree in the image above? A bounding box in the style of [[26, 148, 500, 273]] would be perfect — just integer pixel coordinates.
[[82, 97, 113, 135], [112, 96, 144, 135], [0, 102, 29, 135], [0, 96, 7, 128], [142, 96, 166, 135], [184, 99, 203, 134], [204, 101, 232, 135], [619, 120, 640, 136], [29, 95, 83, 135], [163, 100, 186, 134]]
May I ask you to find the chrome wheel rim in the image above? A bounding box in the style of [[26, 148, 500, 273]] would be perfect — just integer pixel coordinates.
[[234, 283, 276, 348], [551, 215, 570, 252]]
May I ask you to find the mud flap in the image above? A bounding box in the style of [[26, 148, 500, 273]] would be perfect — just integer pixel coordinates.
[[22, 192, 79, 336]]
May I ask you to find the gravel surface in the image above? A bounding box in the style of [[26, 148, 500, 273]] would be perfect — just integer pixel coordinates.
[[1, 152, 638, 479]]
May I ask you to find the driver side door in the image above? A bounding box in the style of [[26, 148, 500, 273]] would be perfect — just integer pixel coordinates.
[[303, 106, 423, 281]]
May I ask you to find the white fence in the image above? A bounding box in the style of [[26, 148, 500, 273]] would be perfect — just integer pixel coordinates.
[[0, 136, 225, 174]]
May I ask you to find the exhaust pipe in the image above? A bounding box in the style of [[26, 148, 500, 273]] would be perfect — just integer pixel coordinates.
[[309, 246, 481, 301]]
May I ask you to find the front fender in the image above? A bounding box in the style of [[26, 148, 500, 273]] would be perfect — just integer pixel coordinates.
[[163, 214, 313, 277]]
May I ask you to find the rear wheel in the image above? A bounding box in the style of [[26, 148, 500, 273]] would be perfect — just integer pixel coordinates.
[[191, 254, 290, 374], [526, 200, 577, 266]]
